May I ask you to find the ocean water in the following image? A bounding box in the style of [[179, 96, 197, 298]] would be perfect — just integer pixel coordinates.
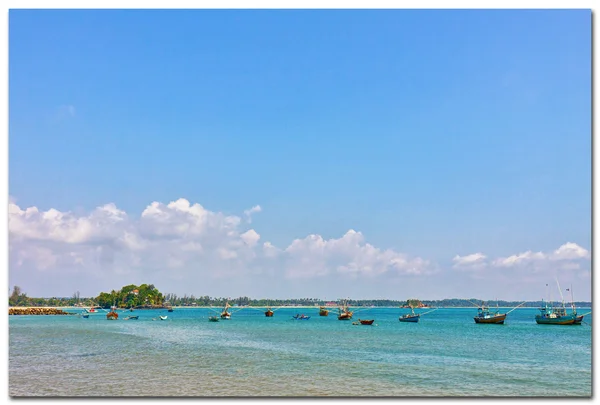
[[9, 307, 592, 397]]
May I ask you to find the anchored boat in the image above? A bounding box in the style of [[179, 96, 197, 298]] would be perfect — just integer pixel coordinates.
[[535, 281, 588, 325], [473, 303, 506, 324], [220, 302, 232, 319], [319, 306, 329, 316], [358, 319, 374, 325], [337, 300, 353, 320], [265, 307, 274, 317]]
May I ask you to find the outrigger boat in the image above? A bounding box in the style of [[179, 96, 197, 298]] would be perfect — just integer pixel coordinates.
[[473, 301, 526, 324], [337, 300, 353, 320], [535, 281, 588, 325], [265, 307, 274, 317], [399, 306, 420, 323], [319, 306, 329, 316], [220, 302, 232, 319], [473, 303, 505, 324], [106, 311, 119, 320]]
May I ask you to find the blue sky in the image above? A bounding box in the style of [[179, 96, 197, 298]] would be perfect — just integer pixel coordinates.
[[8, 9, 591, 300]]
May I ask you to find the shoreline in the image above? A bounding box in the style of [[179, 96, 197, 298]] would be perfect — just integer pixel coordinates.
[[10, 305, 589, 310]]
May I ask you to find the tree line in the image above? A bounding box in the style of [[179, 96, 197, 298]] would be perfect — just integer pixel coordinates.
[[8, 286, 592, 308]]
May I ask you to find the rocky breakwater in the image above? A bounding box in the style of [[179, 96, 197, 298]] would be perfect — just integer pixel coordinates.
[[9, 307, 72, 316]]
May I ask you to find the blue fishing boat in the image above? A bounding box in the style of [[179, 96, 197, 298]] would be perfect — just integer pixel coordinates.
[[292, 314, 310, 320], [82, 314, 89, 319], [535, 281, 587, 325], [399, 306, 420, 322]]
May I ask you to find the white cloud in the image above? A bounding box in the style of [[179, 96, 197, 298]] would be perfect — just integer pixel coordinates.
[[282, 229, 434, 279], [550, 242, 590, 261], [244, 205, 262, 223], [456, 242, 590, 274], [9, 198, 433, 292], [452, 253, 487, 270]]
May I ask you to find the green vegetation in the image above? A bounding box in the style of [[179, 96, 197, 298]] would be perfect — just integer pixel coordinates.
[[8, 285, 592, 308], [96, 284, 164, 308]]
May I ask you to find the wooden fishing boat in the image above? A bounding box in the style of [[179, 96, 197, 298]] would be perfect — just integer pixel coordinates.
[[265, 307, 274, 317], [106, 311, 119, 320], [535, 282, 587, 325], [209, 316, 220, 322], [359, 319, 374, 325], [319, 306, 329, 316], [337, 299, 353, 320], [220, 302, 232, 319], [399, 313, 420, 323], [473, 303, 506, 324]]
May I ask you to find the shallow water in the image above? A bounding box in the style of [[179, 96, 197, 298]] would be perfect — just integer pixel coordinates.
[[9, 307, 592, 397]]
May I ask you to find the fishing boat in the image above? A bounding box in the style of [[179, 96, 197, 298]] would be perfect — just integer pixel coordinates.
[[159, 315, 168, 320], [265, 307, 274, 317], [399, 306, 420, 323], [124, 315, 139, 320], [359, 319, 374, 325], [337, 300, 353, 320], [106, 310, 119, 320], [292, 314, 310, 320], [220, 302, 232, 319], [82, 314, 89, 319], [209, 316, 220, 322], [167, 307, 174, 313], [535, 281, 587, 325], [319, 306, 329, 316], [473, 303, 506, 324]]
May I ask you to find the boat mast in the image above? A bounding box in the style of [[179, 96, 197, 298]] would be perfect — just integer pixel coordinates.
[[570, 284, 576, 313], [555, 278, 566, 309]]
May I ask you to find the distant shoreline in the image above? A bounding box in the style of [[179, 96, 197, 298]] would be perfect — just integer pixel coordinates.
[[10, 305, 592, 310]]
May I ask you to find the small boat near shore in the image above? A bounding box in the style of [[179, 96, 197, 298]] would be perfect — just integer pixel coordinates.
[[292, 314, 310, 320], [265, 307, 274, 317], [124, 315, 139, 320], [319, 306, 329, 316], [358, 319, 374, 325], [209, 316, 220, 322], [159, 315, 168, 320]]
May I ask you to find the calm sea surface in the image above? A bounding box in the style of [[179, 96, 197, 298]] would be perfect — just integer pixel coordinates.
[[9, 307, 592, 397]]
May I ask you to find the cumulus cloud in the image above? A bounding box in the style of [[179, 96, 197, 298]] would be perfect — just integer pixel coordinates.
[[8, 198, 433, 291], [243, 205, 262, 223], [452, 253, 487, 270], [283, 229, 434, 279], [455, 242, 590, 274]]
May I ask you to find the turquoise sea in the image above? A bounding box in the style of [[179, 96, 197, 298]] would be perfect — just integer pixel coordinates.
[[9, 307, 592, 397]]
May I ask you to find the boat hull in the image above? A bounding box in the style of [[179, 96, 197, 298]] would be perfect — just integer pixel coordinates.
[[338, 313, 353, 320], [474, 314, 506, 324], [265, 311, 274, 317], [399, 315, 420, 323], [535, 315, 584, 325], [319, 310, 329, 316], [359, 319, 374, 325]]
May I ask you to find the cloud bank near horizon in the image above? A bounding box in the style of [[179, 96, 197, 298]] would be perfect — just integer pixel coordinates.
[[8, 197, 591, 299]]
